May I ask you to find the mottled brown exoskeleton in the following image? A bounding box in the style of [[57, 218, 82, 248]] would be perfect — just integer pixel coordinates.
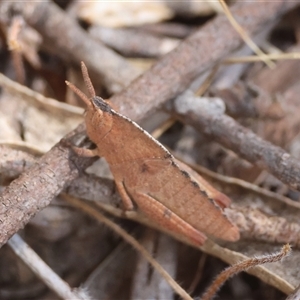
[[66, 62, 239, 246]]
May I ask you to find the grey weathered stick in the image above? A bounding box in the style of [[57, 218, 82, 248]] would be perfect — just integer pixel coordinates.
[[0, 1, 297, 247], [8, 234, 88, 300], [140, 22, 193, 39], [168, 92, 300, 190], [89, 26, 179, 58], [0, 127, 96, 246]]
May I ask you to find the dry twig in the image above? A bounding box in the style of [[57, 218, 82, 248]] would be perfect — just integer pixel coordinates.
[[168, 92, 300, 191], [218, 0, 274, 68], [89, 26, 179, 58], [111, 1, 296, 121], [202, 244, 291, 300], [0, 127, 96, 246]]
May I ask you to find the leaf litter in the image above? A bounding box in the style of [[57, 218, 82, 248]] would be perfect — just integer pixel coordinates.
[[1, 1, 300, 299]]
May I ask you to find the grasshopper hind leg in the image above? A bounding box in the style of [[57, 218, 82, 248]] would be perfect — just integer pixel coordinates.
[[115, 180, 135, 211], [133, 192, 207, 246]]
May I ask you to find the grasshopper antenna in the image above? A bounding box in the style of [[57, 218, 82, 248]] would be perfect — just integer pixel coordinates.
[[65, 80, 91, 107], [65, 61, 96, 107], [81, 61, 96, 98], [81, 61, 113, 106], [66, 62, 108, 109]]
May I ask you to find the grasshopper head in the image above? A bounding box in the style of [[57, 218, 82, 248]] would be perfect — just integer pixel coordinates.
[[66, 62, 113, 144], [85, 96, 113, 144]]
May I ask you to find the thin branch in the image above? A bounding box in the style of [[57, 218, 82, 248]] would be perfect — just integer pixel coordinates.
[[111, 1, 296, 121], [168, 92, 300, 191], [0, 126, 96, 246], [226, 206, 300, 247], [0, 72, 83, 116], [8, 234, 88, 300], [180, 157, 300, 210], [89, 25, 179, 58]]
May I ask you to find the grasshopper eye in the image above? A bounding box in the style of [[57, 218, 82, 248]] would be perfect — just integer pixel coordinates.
[[92, 96, 112, 113]]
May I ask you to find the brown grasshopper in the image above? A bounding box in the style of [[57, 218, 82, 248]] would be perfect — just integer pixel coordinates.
[[66, 62, 239, 246]]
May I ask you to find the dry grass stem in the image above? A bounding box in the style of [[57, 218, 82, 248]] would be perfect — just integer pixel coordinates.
[[7, 16, 25, 84], [224, 52, 300, 64], [188, 253, 207, 294], [183, 159, 300, 210], [151, 118, 176, 139], [202, 244, 291, 300], [195, 66, 219, 96], [63, 195, 193, 300], [219, 0, 274, 68], [169, 92, 300, 191], [0, 140, 45, 156], [0, 73, 83, 116]]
